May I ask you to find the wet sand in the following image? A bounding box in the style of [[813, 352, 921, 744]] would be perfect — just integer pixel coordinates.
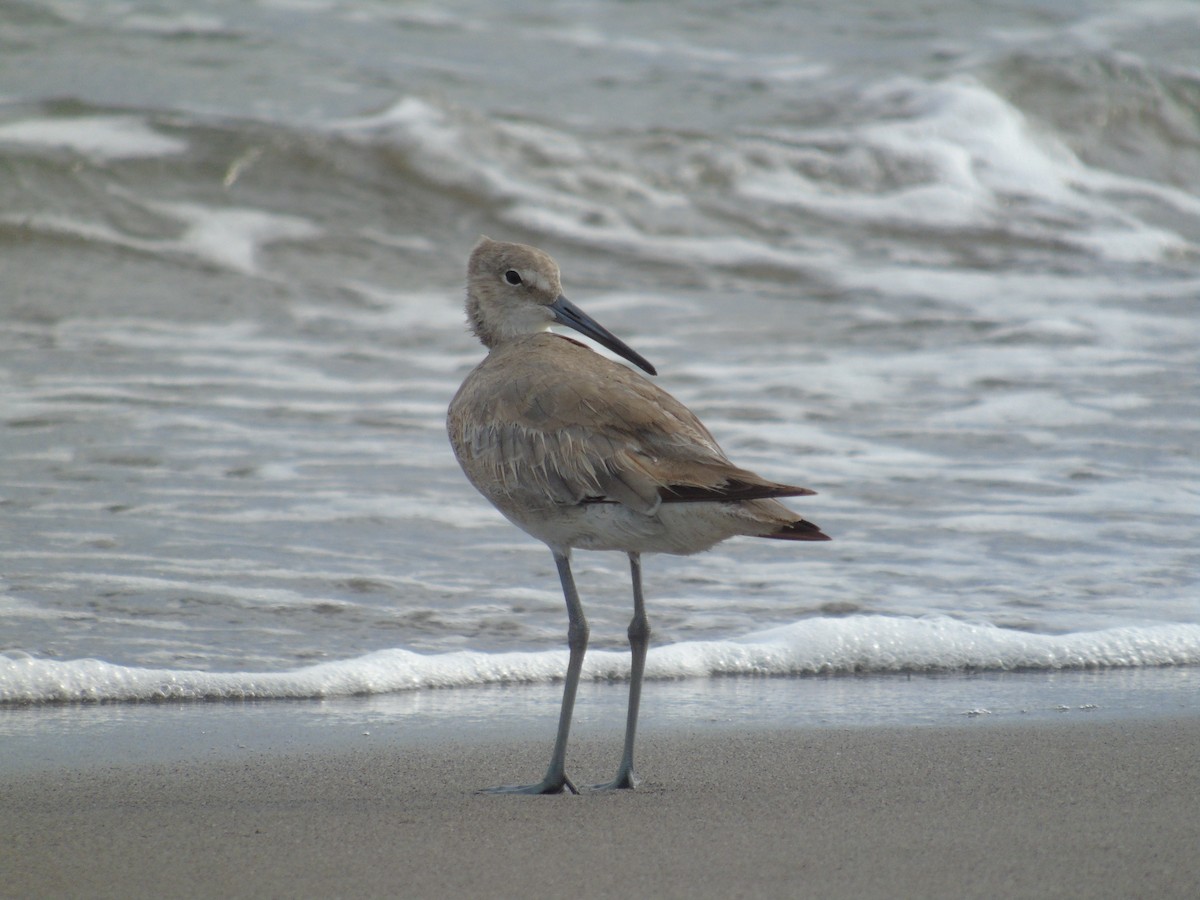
[[3, 715, 1198, 899]]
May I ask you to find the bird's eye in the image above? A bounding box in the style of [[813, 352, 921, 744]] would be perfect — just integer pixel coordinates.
[[504, 270, 522, 286]]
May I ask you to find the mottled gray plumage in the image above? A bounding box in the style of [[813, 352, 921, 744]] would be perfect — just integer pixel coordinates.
[[448, 237, 828, 793]]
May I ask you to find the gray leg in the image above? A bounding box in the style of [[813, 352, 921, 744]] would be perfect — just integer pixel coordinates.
[[592, 551, 650, 791], [482, 549, 587, 795]]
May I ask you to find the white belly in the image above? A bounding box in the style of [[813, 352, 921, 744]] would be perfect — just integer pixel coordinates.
[[500, 500, 753, 556]]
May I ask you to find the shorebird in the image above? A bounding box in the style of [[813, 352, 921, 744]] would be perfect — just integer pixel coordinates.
[[447, 237, 830, 794]]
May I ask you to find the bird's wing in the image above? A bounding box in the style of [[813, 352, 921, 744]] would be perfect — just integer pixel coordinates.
[[449, 335, 813, 516]]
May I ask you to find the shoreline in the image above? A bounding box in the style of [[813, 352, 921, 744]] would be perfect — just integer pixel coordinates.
[[2, 664, 1197, 777], [4, 711, 1199, 898]]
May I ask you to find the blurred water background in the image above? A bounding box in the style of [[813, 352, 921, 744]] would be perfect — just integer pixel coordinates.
[[2, 1, 1198, 707]]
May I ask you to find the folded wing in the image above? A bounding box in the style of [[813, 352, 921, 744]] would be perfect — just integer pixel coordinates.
[[450, 335, 818, 517]]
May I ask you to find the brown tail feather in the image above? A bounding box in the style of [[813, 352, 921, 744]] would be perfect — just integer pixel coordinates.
[[761, 518, 831, 541], [659, 479, 817, 504]]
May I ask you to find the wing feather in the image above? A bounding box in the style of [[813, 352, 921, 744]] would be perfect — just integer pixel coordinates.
[[448, 334, 815, 516]]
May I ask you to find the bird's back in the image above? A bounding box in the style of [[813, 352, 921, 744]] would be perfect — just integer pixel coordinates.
[[448, 332, 827, 553]]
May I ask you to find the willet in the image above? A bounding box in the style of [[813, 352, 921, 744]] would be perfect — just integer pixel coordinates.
[[447, 237, 830, 794]]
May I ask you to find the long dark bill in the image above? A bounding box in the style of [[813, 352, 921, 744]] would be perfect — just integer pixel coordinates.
[[550, 295, 657, 376]]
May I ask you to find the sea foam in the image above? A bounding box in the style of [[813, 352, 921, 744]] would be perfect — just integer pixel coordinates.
[[0, 115, 187, 162], [3, 616, 1197, 704]]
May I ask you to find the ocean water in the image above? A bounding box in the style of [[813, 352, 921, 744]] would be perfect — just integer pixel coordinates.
[[2, 1, 1199, 715]]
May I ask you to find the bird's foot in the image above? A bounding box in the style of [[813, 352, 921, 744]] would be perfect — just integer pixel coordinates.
[[478, 774, 579, 796], [588, 769, 640, 791]]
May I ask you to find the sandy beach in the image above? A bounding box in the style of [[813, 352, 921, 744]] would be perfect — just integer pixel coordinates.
[[3, 714, 1198, 899]]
